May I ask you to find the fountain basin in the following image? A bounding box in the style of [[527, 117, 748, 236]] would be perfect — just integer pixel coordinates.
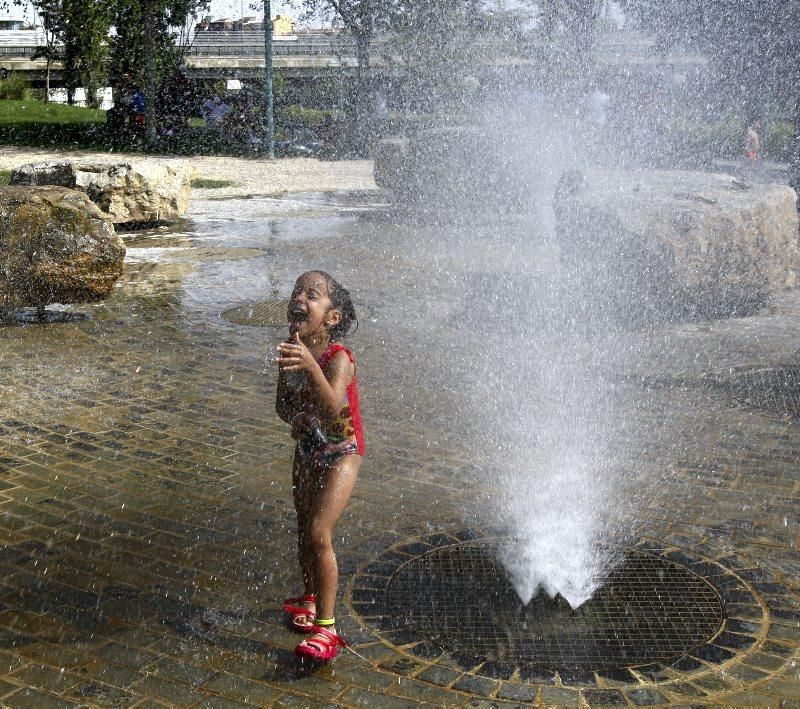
[[350, 531, 764, 684]]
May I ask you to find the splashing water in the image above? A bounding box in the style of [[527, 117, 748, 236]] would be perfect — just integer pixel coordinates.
[[410, 94, 645, 610], [495, 449, 620, 609]]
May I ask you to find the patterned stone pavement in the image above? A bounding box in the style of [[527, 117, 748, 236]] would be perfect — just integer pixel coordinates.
[[0, 191, 797, 707]]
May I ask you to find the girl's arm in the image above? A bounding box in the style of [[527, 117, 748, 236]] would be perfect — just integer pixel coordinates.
[[305, 350, 354, 421], [276, 335, 353, 420]]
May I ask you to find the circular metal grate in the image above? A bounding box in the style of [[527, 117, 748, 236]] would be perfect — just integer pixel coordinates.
[[723, 366, 800, 418], [221, 300, 370, 327], [383, 543, 724, 670]]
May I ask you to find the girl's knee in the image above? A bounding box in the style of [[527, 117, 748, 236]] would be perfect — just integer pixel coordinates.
[[308, 521, 333, 553]]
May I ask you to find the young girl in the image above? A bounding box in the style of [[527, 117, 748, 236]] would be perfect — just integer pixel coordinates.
[[275, 271, 363, 662]]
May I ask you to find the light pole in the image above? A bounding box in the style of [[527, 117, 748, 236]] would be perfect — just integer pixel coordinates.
[[264, 0, 275, 158]]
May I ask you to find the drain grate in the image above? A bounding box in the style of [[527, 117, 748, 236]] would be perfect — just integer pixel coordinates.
[[722, 366, 800, 418], [348, 535, 763, 681], [383, 544, 723, 670], [221, 300, 370, 327]]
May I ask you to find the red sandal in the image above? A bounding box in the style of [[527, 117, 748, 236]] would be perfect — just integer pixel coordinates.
[[294, 625, 347, 662], [282, 594, 316, 634]]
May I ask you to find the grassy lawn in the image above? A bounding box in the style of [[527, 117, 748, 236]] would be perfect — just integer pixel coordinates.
[[191, 178, 235, 188], [0, 98, 109, 151], [0, 99, 105, 125]]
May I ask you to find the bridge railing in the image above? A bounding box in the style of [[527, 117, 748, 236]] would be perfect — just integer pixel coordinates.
[[0, 46, 39, 57], [187, 35, 358, 57], [184, 44, 356, 57]]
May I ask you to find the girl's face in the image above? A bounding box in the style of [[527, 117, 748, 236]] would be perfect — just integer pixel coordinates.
[[287, 272, 341, 341]]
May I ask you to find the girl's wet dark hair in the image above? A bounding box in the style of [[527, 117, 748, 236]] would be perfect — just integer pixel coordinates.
[[313, 270, 358, 341]]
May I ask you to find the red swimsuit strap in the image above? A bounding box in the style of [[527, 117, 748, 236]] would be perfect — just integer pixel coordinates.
[[318, 343, 364, 455], [318, 343, 353, 369]]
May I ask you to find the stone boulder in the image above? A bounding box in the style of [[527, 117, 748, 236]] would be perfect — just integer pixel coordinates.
[[555, 170, 800, 318], [10, 159, 193, 225], [0, 186, 125, 309]]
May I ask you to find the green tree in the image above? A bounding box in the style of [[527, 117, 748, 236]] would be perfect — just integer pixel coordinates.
[[16, 0, 112, 107], [300, 0, 390, 125], [65, 0, 113, 109], [30, 0, 65, 102], [386, 0, 486, 114], [109, 0, 209, 145], [533, 0, 606, 85]]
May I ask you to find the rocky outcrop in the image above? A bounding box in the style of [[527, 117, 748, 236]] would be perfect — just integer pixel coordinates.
[[0, 186, 125, 309], [555, 170, 800, 317], [10, 159, 194, 225]]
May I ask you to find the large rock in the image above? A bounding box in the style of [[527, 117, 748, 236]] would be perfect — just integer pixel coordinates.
[[555, 170, 800, 317], [10, 159, 193, 225], [0, 186, 125, 309]]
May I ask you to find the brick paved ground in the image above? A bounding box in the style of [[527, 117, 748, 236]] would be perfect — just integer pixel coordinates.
[[0, 189, 797, 707]]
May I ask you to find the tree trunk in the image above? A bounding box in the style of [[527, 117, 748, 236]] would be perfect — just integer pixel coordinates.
[[567, 0, 601, 86], [356, 36, 370, 83], [142, 0, 158, 148], [790, 99, 800, 193], [44, 58, 50, 104], [353, 34, 371, 149], [86, 70, 99, 109]]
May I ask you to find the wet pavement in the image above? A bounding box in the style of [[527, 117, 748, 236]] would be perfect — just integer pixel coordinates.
[[0, 190, 798, 707]]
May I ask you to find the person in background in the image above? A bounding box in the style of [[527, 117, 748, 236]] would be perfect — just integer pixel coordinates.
[[745, 118, 762, 168]]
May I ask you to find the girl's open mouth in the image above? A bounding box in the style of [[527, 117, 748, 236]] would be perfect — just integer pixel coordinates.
[[289, 307, 307, 324]]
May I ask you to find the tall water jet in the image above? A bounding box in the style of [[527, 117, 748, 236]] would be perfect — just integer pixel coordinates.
[[375, 93, 661, 609]]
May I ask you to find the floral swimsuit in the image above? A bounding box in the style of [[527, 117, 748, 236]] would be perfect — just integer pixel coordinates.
[[289, 343, 364, 468]]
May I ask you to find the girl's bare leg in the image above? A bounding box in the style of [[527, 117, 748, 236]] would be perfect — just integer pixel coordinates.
[[307, 454, 361, 623], [291, 450, 317, 622]]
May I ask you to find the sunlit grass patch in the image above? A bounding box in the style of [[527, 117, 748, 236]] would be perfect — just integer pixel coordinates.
[[0, 99, 105, 124], [191, 178, 235, 188], [0, 170, 10, 185]]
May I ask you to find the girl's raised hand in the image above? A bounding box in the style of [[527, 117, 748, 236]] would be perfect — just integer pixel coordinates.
[[276, 332, 317, 372]]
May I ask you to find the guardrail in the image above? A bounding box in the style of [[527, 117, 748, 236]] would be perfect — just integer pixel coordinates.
[[0, 30, 700, 69], [0, 37, 360, 59], [0, 46, 38, 57], [184, 40, 358, 57]]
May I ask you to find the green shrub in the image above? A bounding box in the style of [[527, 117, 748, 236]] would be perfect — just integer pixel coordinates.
[[0, 122, 109, 150], [279, 105, 330, 130], [660, 118, 746, 163], [191, 178, 234, 188], [659, 116, 797, 163], [764, 121, 795, 160], [0, 74, 30, 101]]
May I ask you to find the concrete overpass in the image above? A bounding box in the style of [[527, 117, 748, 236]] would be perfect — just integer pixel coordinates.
[[184, 32, 363, 79], [0, 30, 705, 85], [0, 30, 370, 83]]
